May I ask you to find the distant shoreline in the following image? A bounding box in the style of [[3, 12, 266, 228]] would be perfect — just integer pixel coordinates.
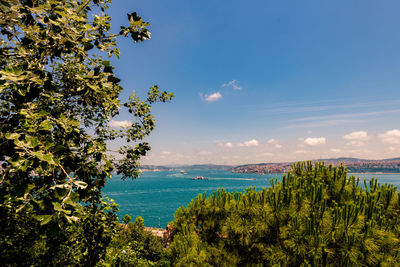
[[348, 172, 399, 175], [138, 169, 400, 175]]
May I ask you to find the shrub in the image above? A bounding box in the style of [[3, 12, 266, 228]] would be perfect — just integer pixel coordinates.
[[123, 214, 132, 225], [0, 0, 171, 264], [102, 216, 169, 266], [168, 162, 400, 266]]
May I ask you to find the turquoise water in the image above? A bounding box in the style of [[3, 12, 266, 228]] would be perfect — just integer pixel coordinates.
[[103, 170, 400, 228]]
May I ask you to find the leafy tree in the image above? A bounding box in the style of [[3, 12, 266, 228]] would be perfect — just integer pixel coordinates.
[[122, 214, 132, 225], [168, 162, 400, 266], [0, 0, 172, 265], [134, 215, 145, 228], [102, 216, 169, 266]]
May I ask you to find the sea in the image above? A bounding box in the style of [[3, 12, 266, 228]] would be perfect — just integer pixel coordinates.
[[103, 170, 400, 228]]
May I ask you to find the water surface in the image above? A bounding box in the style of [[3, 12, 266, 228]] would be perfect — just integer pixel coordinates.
[[103, 170, 400, 228]]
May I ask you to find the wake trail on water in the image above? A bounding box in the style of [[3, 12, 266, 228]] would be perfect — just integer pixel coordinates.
[[207, 177, 258, 181]]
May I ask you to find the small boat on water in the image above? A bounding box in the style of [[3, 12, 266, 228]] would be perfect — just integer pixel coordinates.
[[191, 176, 208, 180], [180, 170, 187, 174]]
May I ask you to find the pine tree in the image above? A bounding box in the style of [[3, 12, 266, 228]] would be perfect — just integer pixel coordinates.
[[168, 162, 400, 266]]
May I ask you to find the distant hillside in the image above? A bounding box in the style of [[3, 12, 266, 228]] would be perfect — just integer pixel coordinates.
[[318, 157, 365, 163], [177, 164, 233, 171], [318, 157, 400, 162], [140, 164, 233, 171], [233, 157, 400, 174], [140, 165, 172, 171], [382, 157, 400, 161], [141, 158, 400, 174]]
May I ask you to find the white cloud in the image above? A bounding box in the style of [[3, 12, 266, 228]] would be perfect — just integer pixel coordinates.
[[295, 150, 308, 154], [296, 109, 400, 122], [287, 119, 366, 129], [304, 137, 326, 146], [346, 141, 365, 147], [199, 151, 212, 155], [203, 92, 222, 102], [109, 119, 132, 128], [160, 151, 172, 159], [222, 80, 242, 90], [343, 131, 369, 140], [174, 153, 184, 159], [379, 129, 400, 144], [266, 138, 281, 148], [238, 139, 259, 147], [225, 142, 234, 148], [218, 142, 233, 148], [346, 149, 373, 156], [263, 152, 273, 156], [330, 148, 341, 153]]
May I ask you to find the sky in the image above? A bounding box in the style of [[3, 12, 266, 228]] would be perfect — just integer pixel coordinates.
[[105, 0, 400, 165]]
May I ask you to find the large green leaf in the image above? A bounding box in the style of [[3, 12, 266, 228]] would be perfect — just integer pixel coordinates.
[[5, 133, 20, 140], [33, 215, 53, 226]]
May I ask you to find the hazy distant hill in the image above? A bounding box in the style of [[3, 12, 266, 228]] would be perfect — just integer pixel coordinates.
[[171, 164, 233, 171], [141, 158, 400, 174], [233, 157, 400, 174], [382, 157, 400, 161], [318, 157, 400, 162], [318, 157, 364, 163], [140, 165, 172, 171], [140, 164, 233, 171]]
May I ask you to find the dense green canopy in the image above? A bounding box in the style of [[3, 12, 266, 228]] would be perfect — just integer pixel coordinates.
[[0, 0, 171, 265], [2, 1, 400, 266], [168, 162, 400, 266]]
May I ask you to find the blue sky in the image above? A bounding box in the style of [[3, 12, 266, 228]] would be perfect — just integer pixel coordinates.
[[106, 0, 400, 165]]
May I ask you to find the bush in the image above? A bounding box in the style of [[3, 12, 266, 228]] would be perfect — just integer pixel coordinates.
[[102, 216, 169, 266], [168, 162, 400, 266], [123, 214, 132, 225], [0, 0, 171, 265]]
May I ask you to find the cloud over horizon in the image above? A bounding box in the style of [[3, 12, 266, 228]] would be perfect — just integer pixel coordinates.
[[379, 129, 400, 144], [203, 92, 222, 102], [304, 137, 326, 146], [238, 139, 259, 147], [343, 131, 369, 140], [218, 142, 234, 148], [222, 80, 242, 90], [109, 119, 132, 128], [346, 140, 366, 147], [141, 128, 400, 165]]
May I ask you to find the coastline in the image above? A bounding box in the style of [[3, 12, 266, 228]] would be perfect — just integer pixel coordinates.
[[348, 172, 399, 175]]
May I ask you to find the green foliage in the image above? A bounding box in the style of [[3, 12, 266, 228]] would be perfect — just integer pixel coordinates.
[[168, 162, 400, 266], [122, 214, 132, 225], [0, 0, 172, 265], [101, 217, 169, 266], [134, 215, 145, 228]]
